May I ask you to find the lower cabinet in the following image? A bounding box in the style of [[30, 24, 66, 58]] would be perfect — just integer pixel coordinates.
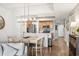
[[76, 37, 79, 56], [69, 34, 76, 56]]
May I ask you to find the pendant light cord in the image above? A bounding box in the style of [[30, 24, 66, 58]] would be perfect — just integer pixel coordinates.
[[24, 3, 25, 19], [27, 4, 29, 20], [24, 3, 30, 20]]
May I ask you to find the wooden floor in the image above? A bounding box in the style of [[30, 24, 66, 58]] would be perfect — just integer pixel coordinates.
[[27, 37, 69, 56]]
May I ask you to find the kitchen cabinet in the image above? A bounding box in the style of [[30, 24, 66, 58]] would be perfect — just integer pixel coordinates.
[[69, 34, 76, 56]]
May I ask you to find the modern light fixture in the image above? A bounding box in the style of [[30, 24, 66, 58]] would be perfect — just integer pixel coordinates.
[[23, 3, 30, 21]]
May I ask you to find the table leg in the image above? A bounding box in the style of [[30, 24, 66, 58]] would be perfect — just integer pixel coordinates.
[[36, 42, 37, 56], [27, 42, 29, 55]]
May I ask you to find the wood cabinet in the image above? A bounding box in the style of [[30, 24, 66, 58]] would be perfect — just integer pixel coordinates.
[[26, 20, 53, 33], [27, 21, 32, 28], [69, 34, 76, 56], [39, 20, 53, 32], [76, 36, 79, 56], [26, 21, 32, 33]]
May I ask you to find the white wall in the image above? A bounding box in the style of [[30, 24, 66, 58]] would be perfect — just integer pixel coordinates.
[[0, 6, 17, 42]]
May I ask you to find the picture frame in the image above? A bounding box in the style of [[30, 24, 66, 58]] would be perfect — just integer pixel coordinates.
[[0, 16, 5, 30]]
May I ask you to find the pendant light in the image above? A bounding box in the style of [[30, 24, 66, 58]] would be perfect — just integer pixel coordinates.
[[23, 3, 25, 37]]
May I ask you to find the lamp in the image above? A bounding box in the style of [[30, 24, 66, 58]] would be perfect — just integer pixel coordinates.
[[70, 22, 77, 27]]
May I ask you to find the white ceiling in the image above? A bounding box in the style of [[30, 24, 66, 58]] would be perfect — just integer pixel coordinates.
[[0, 3, 77, 20]]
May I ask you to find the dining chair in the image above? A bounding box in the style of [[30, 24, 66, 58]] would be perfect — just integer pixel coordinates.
[[32, 37, 44, 56], [8, 36, 17, 43]]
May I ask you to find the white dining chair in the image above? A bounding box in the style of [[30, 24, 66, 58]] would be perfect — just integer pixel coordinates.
[[32, 37, 44, 56]]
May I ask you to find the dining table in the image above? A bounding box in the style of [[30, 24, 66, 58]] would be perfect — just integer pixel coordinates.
[[8, 36, 44, 56], [23, 36, 44, 56]]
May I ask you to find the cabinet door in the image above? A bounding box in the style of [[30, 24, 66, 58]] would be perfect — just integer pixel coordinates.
[[76, 37, 79, 55]]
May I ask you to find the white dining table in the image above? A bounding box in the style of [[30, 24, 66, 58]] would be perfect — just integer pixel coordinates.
[[26, 36, 43, 56], [8, 36, 44, 56]]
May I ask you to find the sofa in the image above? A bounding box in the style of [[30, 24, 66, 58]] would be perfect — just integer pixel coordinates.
[[0, 43, 27, 56]]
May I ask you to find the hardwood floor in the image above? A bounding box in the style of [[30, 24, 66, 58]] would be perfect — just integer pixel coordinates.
[[27, 37, 69, 56]]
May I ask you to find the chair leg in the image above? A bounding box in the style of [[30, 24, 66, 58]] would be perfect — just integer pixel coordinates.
[[27, 43, 29, 55], [40, 44, 42, 56], [40, 48, 42, 56], [32, 48, 33, 56]]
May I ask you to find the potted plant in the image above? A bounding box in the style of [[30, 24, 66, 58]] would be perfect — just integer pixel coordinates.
[[77, 27, 79, 35]]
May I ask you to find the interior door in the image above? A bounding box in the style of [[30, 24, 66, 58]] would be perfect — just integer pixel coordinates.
[[58, 25, 64, 37]]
